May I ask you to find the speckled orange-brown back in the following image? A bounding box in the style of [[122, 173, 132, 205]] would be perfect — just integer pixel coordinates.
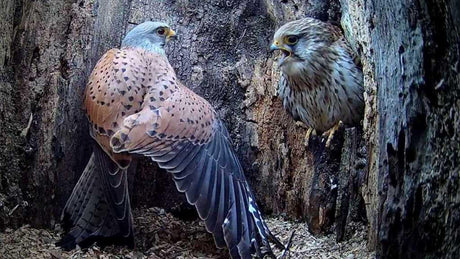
[[84, 47, 216, 165]]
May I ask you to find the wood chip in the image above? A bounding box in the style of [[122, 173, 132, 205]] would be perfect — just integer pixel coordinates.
[[0, 207, 374, 258]]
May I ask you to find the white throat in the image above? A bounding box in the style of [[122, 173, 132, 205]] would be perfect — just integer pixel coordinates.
[[281, 61, 305, 76]]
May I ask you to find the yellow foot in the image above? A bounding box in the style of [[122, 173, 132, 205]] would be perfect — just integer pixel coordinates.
[[304, 127, 317, 147], [322, 121, 343, 148]]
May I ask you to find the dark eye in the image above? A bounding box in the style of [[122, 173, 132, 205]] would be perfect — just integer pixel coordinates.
[[285, 35, 299, 45], [157, 28, 166, 35]]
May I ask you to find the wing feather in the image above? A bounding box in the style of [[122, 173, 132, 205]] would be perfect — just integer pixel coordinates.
[[95, 48, 284, 258], [110, 100, 283, 259]]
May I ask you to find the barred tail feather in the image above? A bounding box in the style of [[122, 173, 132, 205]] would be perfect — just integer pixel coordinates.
[[57, 145, 134, 250]]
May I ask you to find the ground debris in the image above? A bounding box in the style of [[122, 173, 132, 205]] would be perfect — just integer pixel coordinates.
[[0, 207, 374, 258], [267, 218, 374, 258]]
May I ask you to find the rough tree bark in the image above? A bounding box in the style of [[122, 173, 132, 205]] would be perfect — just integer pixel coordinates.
[[341, 0, 460, 257], [1, 0, 459, 257], [0, 0, 349, 230]]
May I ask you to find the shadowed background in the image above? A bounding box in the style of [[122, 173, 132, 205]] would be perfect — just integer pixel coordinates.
[[0, 0, 459, 257]]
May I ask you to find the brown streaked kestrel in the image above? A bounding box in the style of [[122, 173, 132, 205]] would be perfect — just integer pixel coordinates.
[[57, 21, 283, 258], [270, 18, 364, 147]]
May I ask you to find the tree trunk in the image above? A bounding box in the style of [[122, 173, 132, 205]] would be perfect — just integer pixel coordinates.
[[0, 0, 348, 230], [341, 0, 460, 256], [1, 0, 459, 257]]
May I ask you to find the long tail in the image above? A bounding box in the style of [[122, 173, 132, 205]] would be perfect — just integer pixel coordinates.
[[57, 145, 133, 250]]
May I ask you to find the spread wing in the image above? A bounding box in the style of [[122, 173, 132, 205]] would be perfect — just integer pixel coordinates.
[[109, 82, 283, 258], [80, 46, 282, 258]]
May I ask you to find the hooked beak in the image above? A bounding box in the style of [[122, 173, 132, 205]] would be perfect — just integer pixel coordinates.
[[270, 41, 291, 56], [166, 29, 177, 41], [270, 41, 293, 67]]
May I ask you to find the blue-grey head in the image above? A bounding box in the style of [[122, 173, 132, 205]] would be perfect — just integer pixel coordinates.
[[121, 21, 176, 55]]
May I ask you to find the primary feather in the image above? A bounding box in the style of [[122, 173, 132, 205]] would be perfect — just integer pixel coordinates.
[[58, 21, 282, 259]]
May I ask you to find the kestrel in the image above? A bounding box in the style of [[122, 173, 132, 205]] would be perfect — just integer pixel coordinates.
[[57, 21, 283, 258], [270, 18, 364, 147]]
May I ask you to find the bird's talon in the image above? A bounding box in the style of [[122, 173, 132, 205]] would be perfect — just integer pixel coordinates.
[[325, 135, 334, 148], [304, 128, 317, 147], [323, 121, 343, 148], [272, 18, 363, 152]]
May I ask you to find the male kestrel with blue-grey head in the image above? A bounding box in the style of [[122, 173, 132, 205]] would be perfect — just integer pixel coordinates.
[[57, 21, 283, 259]]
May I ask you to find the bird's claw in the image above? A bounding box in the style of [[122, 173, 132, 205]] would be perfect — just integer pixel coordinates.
[[304, 128, 317, 147], [322, 121, 343, 148]]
